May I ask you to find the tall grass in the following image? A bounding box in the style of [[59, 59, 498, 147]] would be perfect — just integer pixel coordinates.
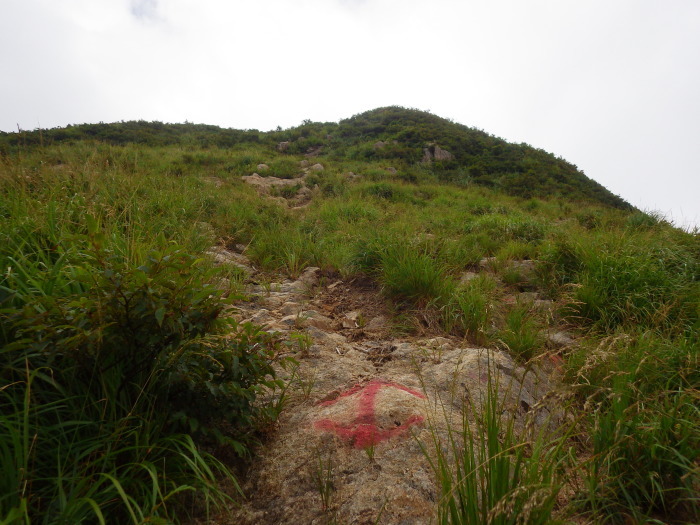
[[2, 137, 698, 523], [420, 369, 571, 524], [567, 334, 700, 523], [0, 146, 284, 523]]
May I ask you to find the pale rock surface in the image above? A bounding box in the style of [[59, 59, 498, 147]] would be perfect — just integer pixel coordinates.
[[218, 266, 564, 524]]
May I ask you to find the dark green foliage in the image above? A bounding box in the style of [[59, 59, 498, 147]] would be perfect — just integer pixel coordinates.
[[335, 107, 632, 208], [0, 237, 280, 522]]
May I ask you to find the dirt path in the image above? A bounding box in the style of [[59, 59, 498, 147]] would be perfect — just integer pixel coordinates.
[[208, 253, 564, 524]]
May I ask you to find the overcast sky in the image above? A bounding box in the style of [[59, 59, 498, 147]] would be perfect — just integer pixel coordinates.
[[2, 0, 699, 229]]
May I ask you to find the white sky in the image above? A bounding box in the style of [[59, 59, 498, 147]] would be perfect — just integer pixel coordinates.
[[2, 0, 699, 229]]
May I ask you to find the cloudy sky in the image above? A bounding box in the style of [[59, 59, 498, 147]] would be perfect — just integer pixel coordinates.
[[2, 0, 699, 229]]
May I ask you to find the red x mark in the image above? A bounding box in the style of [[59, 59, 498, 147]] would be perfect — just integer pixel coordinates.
[[314, 379, 426, 449]]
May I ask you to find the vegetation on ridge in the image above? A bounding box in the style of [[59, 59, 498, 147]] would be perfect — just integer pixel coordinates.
[[0, 108, 697, 523], [1, 106, 631, 209]]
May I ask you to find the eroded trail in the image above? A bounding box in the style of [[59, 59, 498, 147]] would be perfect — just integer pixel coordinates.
[[209, 253, 564, 524]]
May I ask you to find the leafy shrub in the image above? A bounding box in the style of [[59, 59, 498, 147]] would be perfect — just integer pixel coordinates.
[[0, 235, 280, 522]]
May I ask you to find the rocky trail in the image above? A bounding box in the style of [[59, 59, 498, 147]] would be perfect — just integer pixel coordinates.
[[205, 247, 569, 524]]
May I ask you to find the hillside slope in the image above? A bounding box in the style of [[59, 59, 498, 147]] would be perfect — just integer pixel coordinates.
[[1, 110, 697, 524], [0, 107, 631, 209]]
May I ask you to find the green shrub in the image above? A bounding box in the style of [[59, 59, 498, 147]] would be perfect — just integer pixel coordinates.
[[441, 275, 495, 341], [0, 237, 280, 522], [625, 210, 665, 231]]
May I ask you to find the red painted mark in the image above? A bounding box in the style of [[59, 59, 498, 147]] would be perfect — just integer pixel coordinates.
[[314, 379, 426, 449]]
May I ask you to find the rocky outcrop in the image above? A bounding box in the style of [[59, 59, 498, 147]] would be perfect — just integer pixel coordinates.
[[422, 143, 453, 163], [219, 266, 565, 524]]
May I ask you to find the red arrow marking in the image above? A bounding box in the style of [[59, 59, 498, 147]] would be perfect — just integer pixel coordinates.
[[314, 379, 426, 449]]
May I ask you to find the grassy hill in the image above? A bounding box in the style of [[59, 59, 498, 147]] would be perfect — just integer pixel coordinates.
[[0, 109, 697, 524], [1, 107, 631, 209]]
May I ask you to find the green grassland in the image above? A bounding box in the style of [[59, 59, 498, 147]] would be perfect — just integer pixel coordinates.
[[1, 108, 697, 523]]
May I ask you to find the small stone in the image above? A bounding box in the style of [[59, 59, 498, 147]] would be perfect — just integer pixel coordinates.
[[365, 315, 388, 332], [280, 302, 302, 316], [479, 257, 497, 269], [533, 299, 555, 311], [205, 246, 253, 273], [246, 309, 273, 325], [547, 331, 575, 348], [298, 267, 321, 287], [306, 326, 347, 346], [310, 163, 324, 172], [257, 163, 270, 171], [459, 272, 479, 284], [277, 141, 290, 152]]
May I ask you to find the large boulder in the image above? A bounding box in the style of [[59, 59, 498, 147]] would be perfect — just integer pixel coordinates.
[[422, 143, 454, 163]]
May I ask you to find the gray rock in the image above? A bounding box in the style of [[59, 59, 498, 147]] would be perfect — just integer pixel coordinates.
[[547, 331, 575, 348], [298, 267, 321, 287], [459, 271, 479, 285], [280, 302, 302, 316], [422, 144, 454, 163], [205, 246, 254, 273], [365, 315, 388, 332]]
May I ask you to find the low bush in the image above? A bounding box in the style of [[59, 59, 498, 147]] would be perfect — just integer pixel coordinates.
[[0, 234, 281, 522]]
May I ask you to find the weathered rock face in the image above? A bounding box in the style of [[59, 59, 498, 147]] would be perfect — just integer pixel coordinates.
[[422, 144, 453, 163], [219, 266, 564, 524], [241, 173, 302, 190], [277, 141, 290, 152]]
